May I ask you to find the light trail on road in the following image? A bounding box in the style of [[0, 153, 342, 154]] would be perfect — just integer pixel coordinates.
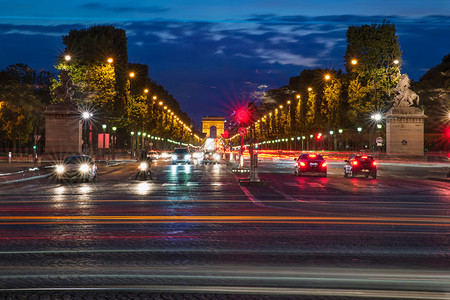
[[1, 215, 449, 227]]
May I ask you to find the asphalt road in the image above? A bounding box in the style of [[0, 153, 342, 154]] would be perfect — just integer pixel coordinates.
[[0, 158, 449, 298]]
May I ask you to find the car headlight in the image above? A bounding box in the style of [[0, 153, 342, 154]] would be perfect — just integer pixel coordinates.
[[185, 154, 191, 160], [172, 155, 177, 160], [213, 153, 220, 160], [56, 165, 65, 174], [79, 164, 90, 173], [139, 162, 148, 170]]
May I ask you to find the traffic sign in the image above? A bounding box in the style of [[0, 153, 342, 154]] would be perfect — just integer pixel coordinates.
[[376, 137, 383, 146], [238, 127, 247, 136]]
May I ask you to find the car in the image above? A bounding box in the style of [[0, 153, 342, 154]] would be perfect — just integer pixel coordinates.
[[55, 155, 98, 182], [344, 155, 377, 178], [148, 151, 160, 160], [203, 151, 221, 164], [171, 147, 192, 164], [294, 153, 327, 177]]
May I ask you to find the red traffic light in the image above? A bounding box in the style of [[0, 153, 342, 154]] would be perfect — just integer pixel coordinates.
[[236, 108, 250, 124]]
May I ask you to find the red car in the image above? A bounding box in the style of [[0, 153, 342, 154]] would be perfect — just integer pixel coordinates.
[[294, 153, 327, 177]]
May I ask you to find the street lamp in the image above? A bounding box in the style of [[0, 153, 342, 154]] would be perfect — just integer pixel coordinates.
[[107, 58, 113, 64], [64, 55, 71, 61], [130, 131, 135, 158]]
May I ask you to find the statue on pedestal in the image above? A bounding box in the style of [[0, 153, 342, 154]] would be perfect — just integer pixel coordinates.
[[390, 74, 419, 108], [386, 73, 426, 156], [53, 70, 75, 105]]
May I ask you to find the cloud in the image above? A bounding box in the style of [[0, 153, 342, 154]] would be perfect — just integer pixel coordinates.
[[3, 29, 62, 37], [255, 49, 319, 67], [80, 3, 168, 14]]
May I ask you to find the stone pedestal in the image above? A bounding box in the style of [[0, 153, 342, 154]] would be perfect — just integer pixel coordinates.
[[386, 106, 427, 156], [44, 103, 82, 158]]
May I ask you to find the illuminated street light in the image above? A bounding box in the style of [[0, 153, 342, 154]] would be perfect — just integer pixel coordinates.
[[339, 129, 343, 134], [82, 112, 90, 119], [324, 74, 331, 81], [371, 113, 382, 121], [129, 72, 135, 78], [351, 59, 358, 65], [287, 100, 291, 104], [393, 59, 399, 65], [144, 89, 149, 94], [357, 127, 362, 132], [308, 87, 312, 92], [107, 58, 113, 64], [296, 95, 300, 99], [153, 96, 157, 100], [279, 105, 283, 109], [64, 55, 71, 61]]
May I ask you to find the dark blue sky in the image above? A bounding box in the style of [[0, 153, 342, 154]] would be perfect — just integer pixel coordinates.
[[1, 1, 449, 125]]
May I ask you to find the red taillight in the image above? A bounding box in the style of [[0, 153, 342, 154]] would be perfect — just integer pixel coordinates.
[[299, 161, 306, 167], [321, 162, 327, 167], [373, 161, 377, 166], [308, 154, 317, 158], [352, 161, 358, 166]]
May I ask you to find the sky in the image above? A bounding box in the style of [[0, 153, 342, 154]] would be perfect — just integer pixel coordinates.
[[0, 0, 449, 126]]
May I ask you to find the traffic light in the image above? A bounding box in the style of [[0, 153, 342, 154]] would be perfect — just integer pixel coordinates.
[[316, 133, 323, 140], [234, 102, 258, 126], [236, 107, 250, 125]]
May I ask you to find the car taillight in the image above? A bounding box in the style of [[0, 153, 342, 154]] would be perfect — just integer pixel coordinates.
[[321, 162, 327, 167], [308, 154, 317, 158], [299, 161, 306, 167], [352, 161, 358, 166], [373, 161, 377, 166]]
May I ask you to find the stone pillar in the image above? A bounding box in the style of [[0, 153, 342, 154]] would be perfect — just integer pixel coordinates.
[[44, 103, 82, 159], [386, 106, 426, 156]]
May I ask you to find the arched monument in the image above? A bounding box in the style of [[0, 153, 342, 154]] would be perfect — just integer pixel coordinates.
[[44, 70, 83, 158], [386, 74, 427, 156], [202, 117, 225, 139]]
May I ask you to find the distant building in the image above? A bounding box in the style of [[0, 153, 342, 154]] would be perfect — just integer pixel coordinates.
[[202, 117, 225, 139]]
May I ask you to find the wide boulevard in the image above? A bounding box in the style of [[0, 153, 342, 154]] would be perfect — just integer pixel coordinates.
[[0, 156, 449, 298]]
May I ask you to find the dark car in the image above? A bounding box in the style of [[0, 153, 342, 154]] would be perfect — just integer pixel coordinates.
[[203, 151, 221, 164], [344, 155, 377, 178], [171, 147, 191, 164], [294, 153, 327, 177], [55, 155, 98, 182]]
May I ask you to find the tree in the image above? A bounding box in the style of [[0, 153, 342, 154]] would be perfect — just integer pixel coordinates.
[[344, 22, 402, 113], [62, 25, 129, 115], [0, 80, 43, 152], [412, 54, 450, 133]]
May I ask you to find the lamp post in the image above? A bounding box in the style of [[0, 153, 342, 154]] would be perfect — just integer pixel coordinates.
[[112, 126, 117, 160], [357, 127, 362, 151], [102, 124, 107, 160], [130, 131, 135, 158], [137, 131, 142, 156]]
